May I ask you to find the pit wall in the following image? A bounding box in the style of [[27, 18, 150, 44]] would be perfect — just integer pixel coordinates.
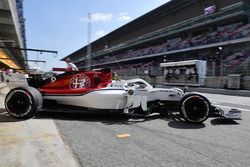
[[120, 75, 250, 90]]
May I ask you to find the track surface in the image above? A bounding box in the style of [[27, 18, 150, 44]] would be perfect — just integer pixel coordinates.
[[36, 94, 250, 167]]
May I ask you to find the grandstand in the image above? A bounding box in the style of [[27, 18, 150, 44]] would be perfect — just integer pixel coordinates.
[[63, 0, 250, 89]]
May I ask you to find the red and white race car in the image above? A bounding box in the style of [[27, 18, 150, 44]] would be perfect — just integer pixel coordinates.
[[4, 68, 241, 123]]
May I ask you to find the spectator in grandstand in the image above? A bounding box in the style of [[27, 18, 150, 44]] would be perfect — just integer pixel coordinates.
[[65, 58, 78, 71]]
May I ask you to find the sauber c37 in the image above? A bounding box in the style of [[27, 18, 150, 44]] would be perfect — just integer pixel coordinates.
[[4, 69, 241, 123]]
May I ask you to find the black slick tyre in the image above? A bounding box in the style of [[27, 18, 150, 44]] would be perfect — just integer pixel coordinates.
[[180, 93, 211, 123], [4, 86, 43, 119]]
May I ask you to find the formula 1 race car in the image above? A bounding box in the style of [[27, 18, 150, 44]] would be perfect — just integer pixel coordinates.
[[4, 68, 241, 123]]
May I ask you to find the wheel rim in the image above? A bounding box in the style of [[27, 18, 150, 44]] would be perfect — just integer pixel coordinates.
[[5, 90, 33, 118], [181, 96, 209, 123]]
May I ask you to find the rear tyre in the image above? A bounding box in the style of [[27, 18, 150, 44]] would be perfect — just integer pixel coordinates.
[[180, 93, 211, 123], [4, 86, 43, 119]]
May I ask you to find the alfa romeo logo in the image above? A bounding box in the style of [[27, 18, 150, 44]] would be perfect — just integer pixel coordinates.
[[69, 73, 91, 89]]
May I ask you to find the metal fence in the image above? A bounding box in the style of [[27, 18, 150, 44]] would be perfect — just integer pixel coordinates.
[[207, 56, 250, 76]]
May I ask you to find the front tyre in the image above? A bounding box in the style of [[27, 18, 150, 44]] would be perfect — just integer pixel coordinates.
[[4, 86, 43, 119], [180, 93, 211, 123]]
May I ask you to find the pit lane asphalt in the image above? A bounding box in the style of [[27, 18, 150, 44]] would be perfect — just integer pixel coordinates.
[[1, 80, 250, 167], [34, 93, 250, 167], [0, 82, 80, 167]]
